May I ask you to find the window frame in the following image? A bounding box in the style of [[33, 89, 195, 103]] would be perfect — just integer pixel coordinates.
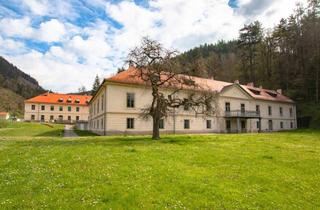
[[225, 102, 230, 112], [41, 105, 45, 111], [206, 120, 212, 129], [127, 93, 135, 108], [31, 104, 36, 110], [127, 118, 135, 129], [184, 119, 190, 129], [159, 119, 164, 129], [268, 106, 272, 116]]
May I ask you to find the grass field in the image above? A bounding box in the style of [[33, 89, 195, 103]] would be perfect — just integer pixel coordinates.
[[0, 122, 319, 209]]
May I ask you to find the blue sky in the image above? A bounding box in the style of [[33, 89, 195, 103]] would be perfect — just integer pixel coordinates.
[[0, 0, 306, 92]]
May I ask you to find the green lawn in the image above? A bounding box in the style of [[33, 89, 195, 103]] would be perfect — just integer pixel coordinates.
[[0, 121, 64, 137], [0, 123, 319, 209]]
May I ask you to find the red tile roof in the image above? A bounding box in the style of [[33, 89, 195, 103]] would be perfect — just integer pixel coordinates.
[[25, 93, 92, 106], [106, 67, 294, 103], [0, 112, 9, 116]]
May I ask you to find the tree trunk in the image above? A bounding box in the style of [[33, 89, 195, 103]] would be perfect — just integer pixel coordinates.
[[152, 115, 160, 140]]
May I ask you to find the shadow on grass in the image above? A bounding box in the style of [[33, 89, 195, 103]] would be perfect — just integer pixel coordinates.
[[35, 130, 64, 137]]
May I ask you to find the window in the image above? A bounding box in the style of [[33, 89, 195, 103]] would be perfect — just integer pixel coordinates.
[[76, 116, 79, 121], [127, 93, 135, 108], [59, 106, 63, 111], [268, 120, 273, 130], [226, 120, 231, 130], [206, 120, 212, 129], [290, 122, 293, 129], [290, 108, 293, 117], [159, 119, 164, 129], [58, 115, 63, 121], [127, 118, 134, 129], [225, 102, 230, 112], [76, 107, 80, 112], [184, 119, 190, 129], [50, 106, 54, 111], [40, 115, 45, 121], [241, 104, 245, 113], [50, 115, 54, 120], [41, 105, 45, 111], [256, 105, 260, 114], [97, 99, 100, 113], [101, 119, 104, 129], [31, 105, 35, 110], [280, 121, 283, 129], [101, 95, 104, 111], [268, 106, 272, 116], [68, 116, 71, 121], [256, 121, 260, 129], [31, 114, 35, 120], [279, 107, 283, 116], [68, 106, 71, 112]]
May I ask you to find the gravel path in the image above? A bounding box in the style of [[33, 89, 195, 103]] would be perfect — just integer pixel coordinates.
[[63, 124, 78, 137]]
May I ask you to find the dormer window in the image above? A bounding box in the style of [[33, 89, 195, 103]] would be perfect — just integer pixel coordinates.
[[248, 88, 261, 95], [266, 91, 277, 98], [75, 99, 80, 103], [67, 98, 72, 103], [58, 98, 63, 102]]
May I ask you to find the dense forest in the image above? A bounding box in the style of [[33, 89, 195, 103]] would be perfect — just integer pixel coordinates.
[[178, 1, 319, 103], [176, 0, 320, 127]]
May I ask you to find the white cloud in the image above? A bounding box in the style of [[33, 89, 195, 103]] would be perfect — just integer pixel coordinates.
[[0, 17, 33, 37], [36, 19, 66, 42], [22, 0, 48, 15]]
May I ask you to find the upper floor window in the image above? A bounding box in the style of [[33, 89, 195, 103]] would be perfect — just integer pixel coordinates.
[[206, 120, 212, 129], [127, 118, 134, 129], [240, 104, 245, 113], [68, 106, 71, 112], [184, 119, 190, 129], [279, 107, 283, 116], [97, 99, 100, 113], [41, 105, 45, 111], [101, 95, 104, 111], [50, 106, 54, 111], [127, 93, 135, 108], [290, 108, 293, 117], [31, 105, 36, 110], [268, 106, 272, 116], [256, 105, 260, 114], [76, 107, 80, 112], [159, 119, 164, 129], [225, 102, 230, 112], [59, 106, 63, 111]]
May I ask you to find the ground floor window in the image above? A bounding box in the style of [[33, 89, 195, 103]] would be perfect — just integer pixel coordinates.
[[159, 119, 164, 129], [127, 118, 134, 129], [268, 120, 273, 130], [31, 115, 35, 120], [50, 115, 54, 120], [101, 119, 104, 129], [40, 115, 45, 121], [280, 121, 283, 129], [226, 120, 231, 130], [58, 115, 63, 121], [76, 116, 79, 121], [290, 122, 293, 128], [184, 119, 190, 129], [241, 120, 246, 130], [256, 121, 260, 129], [68, 116, 71, 121], [206, 120, 212, 129]]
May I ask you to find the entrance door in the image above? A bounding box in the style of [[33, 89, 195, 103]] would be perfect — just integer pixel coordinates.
[[241, 120, 246, 132]]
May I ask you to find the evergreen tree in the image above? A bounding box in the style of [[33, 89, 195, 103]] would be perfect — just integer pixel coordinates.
[[91, 75, 100, 95]]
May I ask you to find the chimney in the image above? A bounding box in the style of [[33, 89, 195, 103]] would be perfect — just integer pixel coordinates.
[[234, 80, 239, 84], [276, 89, 282, 94], [247, 82, 254, 87]]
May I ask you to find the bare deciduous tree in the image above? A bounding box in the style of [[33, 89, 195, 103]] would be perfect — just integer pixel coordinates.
[[127, 37, 217, 139]]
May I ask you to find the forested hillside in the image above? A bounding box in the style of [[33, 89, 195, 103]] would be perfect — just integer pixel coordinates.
[[0, 56, 45, 116], [176, 0, 320, 127]]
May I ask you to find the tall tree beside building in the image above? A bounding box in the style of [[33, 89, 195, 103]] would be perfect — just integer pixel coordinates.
[[127, 37, 217, 140], [91, 75, 100, 95]]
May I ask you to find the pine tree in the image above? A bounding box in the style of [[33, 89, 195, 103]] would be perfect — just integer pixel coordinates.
[[91, 75, 100, 95]]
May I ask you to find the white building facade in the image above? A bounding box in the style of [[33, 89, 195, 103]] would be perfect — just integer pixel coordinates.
[[88, 68, 297, 135]]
